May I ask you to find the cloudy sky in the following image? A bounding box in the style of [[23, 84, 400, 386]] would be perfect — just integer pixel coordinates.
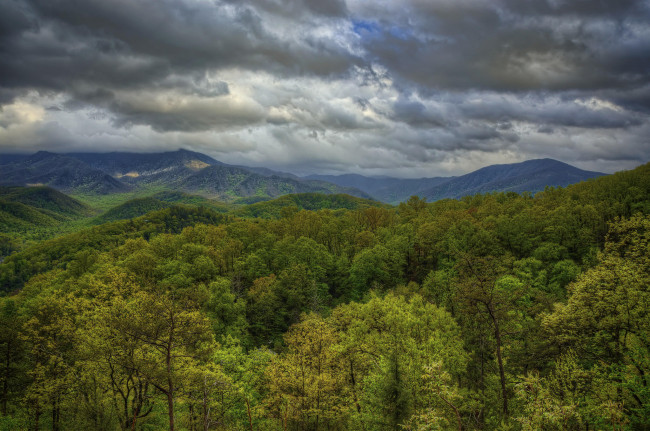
[[0, 0, 649, 177]]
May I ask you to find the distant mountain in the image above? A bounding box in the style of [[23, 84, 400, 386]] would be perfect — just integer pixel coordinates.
[[306, 159, 605, 203], [1, 151, 603, 203], [68, 150, 374, 200], [232, 165, 299, 180], [66, 149, 223, 180], [0, 150, 371, 201], [420, 158, 605, 201], [174, 164, 372, 201], [0, 154, 28, 165], [304, 174, 451, 203], [0, 152, 130, 194]]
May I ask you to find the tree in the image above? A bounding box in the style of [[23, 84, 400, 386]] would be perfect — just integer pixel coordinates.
[[543, 214, 650, 428], [407, 362, 464, 431], [0, 298, 25, 417], [331, 293, 467, 430], [454, 254, 522, 419], [204, 278, 248, 343], [266, 314, 348, 430], [104, 287, 216, 431], [21, 292, 80, 431]]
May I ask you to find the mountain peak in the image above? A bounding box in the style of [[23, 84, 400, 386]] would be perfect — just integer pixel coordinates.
[[419, 158, 605, 201], [26, 151, 60, 162]]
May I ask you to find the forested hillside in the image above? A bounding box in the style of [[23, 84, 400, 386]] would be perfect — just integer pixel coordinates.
[[0, 187, 91, 250], [0, 163, 648, 430], [305, 159, 604, 204], [0, 151, 371, 202]]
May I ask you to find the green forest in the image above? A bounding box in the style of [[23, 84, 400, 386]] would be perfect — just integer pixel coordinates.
[[0, 162, 649, 431]]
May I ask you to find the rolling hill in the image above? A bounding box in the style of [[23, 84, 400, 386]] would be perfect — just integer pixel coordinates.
[[420, 158, 605, 201], [0, 150, 371, 202], [92, 197, 173, 224], [0, 152, 130, 194], [306, 159, 604, 203], [0, 186, 90, 234], [233, 193, 389, 218], [1, 150, 606, 204]]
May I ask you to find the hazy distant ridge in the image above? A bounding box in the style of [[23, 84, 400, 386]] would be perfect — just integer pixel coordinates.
[[421, 159, 605, 201], [0, 151, 604, 203], [0, 150, 371, 201], [306, 159, 604, 203]]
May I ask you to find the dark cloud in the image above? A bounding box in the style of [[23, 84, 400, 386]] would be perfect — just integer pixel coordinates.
[[352, 0, 650, 94], [0, 0, 648, 176], [454, 94, 643, 129], [609, 85, 650, 114], [0, 0, 359, 97], [226, 0, 348, 18], [502, 0, 640, 18], [391, 97, 446, 128]]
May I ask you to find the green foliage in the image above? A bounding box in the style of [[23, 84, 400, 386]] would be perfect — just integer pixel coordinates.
[[0, 162, 648, 429], [91, 197, 172, 224], [543, 214, 650, 428], [233, 192, 389, 219], [0, 186, 91, 245], [0, 186, 89, 217]]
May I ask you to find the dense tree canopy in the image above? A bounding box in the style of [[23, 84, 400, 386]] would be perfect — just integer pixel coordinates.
[[0, 162, 649, 430]]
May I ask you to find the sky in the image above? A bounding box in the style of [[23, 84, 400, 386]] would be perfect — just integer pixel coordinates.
[[0, 0, 649, 177]]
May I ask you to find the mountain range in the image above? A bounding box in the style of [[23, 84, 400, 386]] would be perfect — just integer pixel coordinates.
[[0, 150, 368, 200], [307, 158, 605, 203], [0, 150, 605, 203]]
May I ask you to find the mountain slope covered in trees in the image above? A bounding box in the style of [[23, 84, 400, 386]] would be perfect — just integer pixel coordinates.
[[0, 186, 90, 245], [306, 159, 604, 203], [0, 162, 647, 430], [0, 152, 130, 194], [0, 150, 371, 202], [2, 151, 605, 205], [420, 158, 605, 200]]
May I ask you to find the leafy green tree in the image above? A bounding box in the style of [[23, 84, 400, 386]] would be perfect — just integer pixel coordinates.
[[407, 362, 464, 431], [543, 214, 650, 428], [0, 233, 19, 258], [0, 298, 26, 417], [204, 278, 248, 343], [213, 339, 272, 430], [348, 244, 403, 298], [183, 362, 231, 431], [103, 288, 216, 431], [454, 254, 523, 419], [21, 292, 81, 431], [266, 314, 348, 430], [331, 293, 467, 430], [514, 352, 588, 431], [246, 275, 285, 346]]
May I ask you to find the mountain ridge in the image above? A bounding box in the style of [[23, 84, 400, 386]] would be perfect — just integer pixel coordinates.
[[0, 153, 130, 194], [305, 158, 605, 203], [0, 150, 372, 201], [421, 158, 605, 201], [0, 186, 90, 234], [0, 150, 606, 203]]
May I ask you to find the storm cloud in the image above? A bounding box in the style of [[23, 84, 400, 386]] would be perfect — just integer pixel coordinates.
[[0, 0, 648, 176]]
